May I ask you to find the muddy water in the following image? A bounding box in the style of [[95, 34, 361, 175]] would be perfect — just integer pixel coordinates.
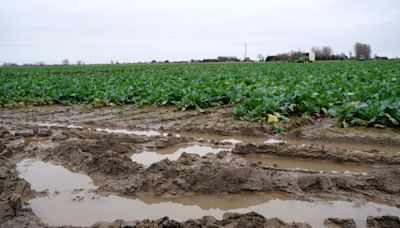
[[18, 160, 400, 227], [179, 131, 267, 144], [34, 122, 83, 129], [17, 160, 95, 191], [241, 154, 373, 173], [285, 137, 400, 153], [28, 191, 400, 227], [131, 144, 228, 166], [179, 131, 400, 153], [95, 128, 161, 136], [19, 121, 162, 137], [132, 143, 375, 173]]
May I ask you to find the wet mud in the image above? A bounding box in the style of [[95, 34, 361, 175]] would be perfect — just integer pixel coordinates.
[[0, 105, 400, 227]]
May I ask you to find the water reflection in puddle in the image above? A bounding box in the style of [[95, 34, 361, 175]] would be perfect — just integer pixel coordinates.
[[17, 160, 95, 191], [179, 131, 400, 153], [28, 191, 400, 227], [29, 122, 161, 137], [241, 154, 373, 173], [18, 160, 400, 227], [131, 145, 227, 166], [285, 138, 400, 154], [34, 122, 83, 129], [95, 128, 161, 136], [179, 132, 267, 144]]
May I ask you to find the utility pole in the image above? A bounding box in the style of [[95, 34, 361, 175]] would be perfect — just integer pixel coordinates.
[[244, 43, 247, 60]]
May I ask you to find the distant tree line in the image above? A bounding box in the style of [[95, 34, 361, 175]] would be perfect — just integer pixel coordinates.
[[265, 47, 348, 62], [264, 42, 381, 62], [354, 42, 371, 59]]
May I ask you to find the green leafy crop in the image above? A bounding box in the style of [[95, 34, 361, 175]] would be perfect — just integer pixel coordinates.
[[1, 61, 399, 127]]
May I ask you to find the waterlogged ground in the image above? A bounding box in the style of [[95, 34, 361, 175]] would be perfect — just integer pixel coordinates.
[[1, 104, 400, 227], [16, 159, 400, 227]]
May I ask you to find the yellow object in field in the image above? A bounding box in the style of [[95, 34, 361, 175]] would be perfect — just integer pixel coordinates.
[[267, 114, 279, 123]]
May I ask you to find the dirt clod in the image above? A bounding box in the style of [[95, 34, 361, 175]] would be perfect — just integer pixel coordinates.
[[366, 216, 400, 228], [324, 218, 356, 228]]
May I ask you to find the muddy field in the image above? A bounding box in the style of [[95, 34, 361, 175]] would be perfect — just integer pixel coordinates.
[[1, 104, 400, 228]]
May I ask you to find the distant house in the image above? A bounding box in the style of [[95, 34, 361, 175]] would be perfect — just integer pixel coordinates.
[[217, 56, 239, 62], [201, 59, 218, 62], [265, 56, 278, 61], [374, 56, 388, 60]]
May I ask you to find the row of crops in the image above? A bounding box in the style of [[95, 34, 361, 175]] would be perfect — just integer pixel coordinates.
[[1, 61, 399, 127]]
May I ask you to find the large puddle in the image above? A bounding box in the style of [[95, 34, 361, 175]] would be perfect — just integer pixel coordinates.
[[22, 122, 400, 153], [131, 143, 374, 173], [17, 159, 400, 227], [285, 137, 400, 154], [179, 131, 400, 153], [241, 154, 374, 173], [131, 144, 227, 166], [17, 159, 95, 191]]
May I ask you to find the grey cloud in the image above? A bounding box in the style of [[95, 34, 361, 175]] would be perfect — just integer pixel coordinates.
[[1, 0, 399, 64]]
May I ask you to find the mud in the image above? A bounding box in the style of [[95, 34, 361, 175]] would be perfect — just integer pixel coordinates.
[[93, 212, 311, 228], [366, 216, 400, 228], [240, 154, 374, 173], [1, 104, 400, 227], [289, 117, 400, 147], [131, 144, 229, 166], [324, 218, 356, 228], [17, 159, 400, 227], [233, 143, 400, 165]]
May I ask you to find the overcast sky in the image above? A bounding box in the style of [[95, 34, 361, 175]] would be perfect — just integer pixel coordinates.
[[1, 0, 399, 64]]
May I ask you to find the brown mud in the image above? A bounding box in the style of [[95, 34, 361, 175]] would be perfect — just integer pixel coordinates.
[[0, 104, 399, 227]]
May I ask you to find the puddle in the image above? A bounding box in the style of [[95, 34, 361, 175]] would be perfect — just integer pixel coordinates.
[[27, 122, 161, 137], [17, 159, 95, 191], [95, 128, 161, 137], [179, 131, 400, 153], [28, 191, 400, 227], [34, 122, 83, 129], [285, 138, 400, 154], [131, 144, 227, 166], [179, 132, 267, 144], [241, 154, 373, 173], [221, 139, 242, 144], [18, 159, 400, 227], [264, 138, 286, 145]]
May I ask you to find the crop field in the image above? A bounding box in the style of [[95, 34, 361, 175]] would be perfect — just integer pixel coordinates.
[[1, 60, 399, 127], [1, 61, 400, 227]]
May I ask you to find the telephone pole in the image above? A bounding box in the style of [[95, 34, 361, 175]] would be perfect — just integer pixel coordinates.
[[244, 43, 247, 60]]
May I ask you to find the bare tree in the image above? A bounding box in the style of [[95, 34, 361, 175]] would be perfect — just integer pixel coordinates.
[[76, 60, 83, 65], [311, 47, 322, 58], [321, 46, 333, 59], [312, 46, 333, 60], [35, 61, 45, 66], [257, 54, 265, 61], [354, 43, 371, 59], [61, 59, 70, 65]]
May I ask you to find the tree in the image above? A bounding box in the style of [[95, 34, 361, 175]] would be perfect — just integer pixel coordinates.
[[76, 60, 83, 65], [61, 59, 70, 65], [321, 46, 333, 59], [35, 61, 45, 66], [257, 54, 265, 61], [354, 43, 371, 59], [312, 46, 333, 60]]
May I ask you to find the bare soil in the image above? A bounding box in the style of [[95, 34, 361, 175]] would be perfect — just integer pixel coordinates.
[[0, 104, 399, 227]]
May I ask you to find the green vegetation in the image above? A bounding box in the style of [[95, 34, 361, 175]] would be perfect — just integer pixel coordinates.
[[1, 61, 399, 127]]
